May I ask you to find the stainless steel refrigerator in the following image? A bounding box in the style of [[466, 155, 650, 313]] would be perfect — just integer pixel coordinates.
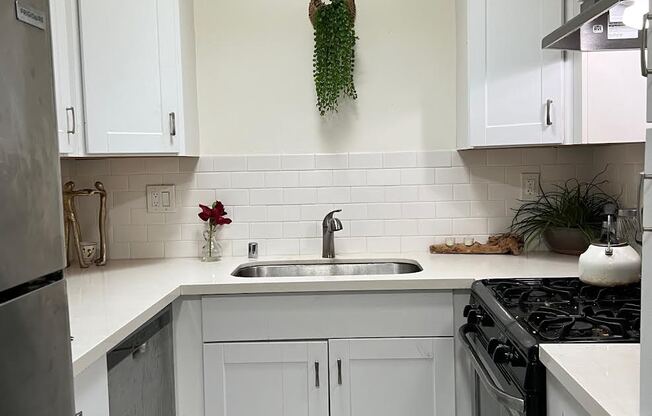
[[0, 1, 75, 415]]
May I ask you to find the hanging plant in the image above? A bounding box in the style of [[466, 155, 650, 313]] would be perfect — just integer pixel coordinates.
[[310, 0, 358, 116]]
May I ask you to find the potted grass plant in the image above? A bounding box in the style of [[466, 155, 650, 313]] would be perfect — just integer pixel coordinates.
[[510, 173, 618, 255]]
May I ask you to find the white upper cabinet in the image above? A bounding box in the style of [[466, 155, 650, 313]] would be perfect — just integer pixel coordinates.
[[50, 0, 84, 156], [329, 338, 455, 416], [77, 0, 198, 155], [457, 0, 565, 148], [203, 342, 329, 416]]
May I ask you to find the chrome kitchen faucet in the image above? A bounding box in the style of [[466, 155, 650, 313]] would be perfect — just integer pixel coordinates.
[[322, 209, 343, 258]]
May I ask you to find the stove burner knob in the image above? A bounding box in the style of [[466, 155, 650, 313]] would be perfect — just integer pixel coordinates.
[[466, 310, 493, 326], [462, 305, 475, 317], [487, 338, 502, 355], [492, 345, 516, 365]]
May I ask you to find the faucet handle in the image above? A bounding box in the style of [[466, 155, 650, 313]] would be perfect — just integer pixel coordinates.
[[324, 209, 342, 220]]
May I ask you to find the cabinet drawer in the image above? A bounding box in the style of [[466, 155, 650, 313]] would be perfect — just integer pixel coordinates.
[[201, 292, 454, 342]]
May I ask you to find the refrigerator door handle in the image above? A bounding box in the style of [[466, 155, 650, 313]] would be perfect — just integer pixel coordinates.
[[638, 173, 652, 238]]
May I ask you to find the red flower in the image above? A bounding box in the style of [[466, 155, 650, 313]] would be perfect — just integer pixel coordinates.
[[198, 201, 232, 226]]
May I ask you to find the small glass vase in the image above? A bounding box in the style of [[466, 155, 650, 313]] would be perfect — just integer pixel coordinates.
[[201, 227, 222, 262]]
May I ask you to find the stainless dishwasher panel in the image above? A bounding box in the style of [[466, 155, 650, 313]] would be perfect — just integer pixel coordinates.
[[107, 307, 175, 416]]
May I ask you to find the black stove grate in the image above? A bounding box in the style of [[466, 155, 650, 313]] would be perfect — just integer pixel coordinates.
[[484, 278, 640, 343]]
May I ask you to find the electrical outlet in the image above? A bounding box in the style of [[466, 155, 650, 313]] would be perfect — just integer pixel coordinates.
[[521, 173, 540, 201], [147, 185, 176, 213]]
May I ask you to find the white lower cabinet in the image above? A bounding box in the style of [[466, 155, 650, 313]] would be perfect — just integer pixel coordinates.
[[203, 341, 329, 416], [546, 371, 590, 416], [73, 356, 110, 416], [329, 338, 455, 416], [202, 338, 455, 416]]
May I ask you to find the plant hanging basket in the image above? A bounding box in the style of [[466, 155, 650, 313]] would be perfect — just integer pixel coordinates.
[[309, 0, 356, 27]]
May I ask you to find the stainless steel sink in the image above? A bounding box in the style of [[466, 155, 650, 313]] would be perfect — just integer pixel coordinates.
[[232, 259, 423, 278]]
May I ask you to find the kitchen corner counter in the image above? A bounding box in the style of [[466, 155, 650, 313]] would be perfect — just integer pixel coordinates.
[[540, 344, 640, 416], [65, 252, 579, 376]]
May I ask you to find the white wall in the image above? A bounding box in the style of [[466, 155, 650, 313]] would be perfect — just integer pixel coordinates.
[[194, 0, 457, 155]]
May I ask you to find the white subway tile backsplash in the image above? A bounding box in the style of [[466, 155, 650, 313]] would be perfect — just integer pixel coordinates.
[[300, 170, 333, 187], [401, 203, 436, 219], [435, 167, 470, 184], [268, 205, 301, 221], [112, 158, 146, 175], [452, 218, 488, 235], [385, 220, 418, 236], [317, 187, 350, 203], [114, 225, 148, 242], [247, 155, 281, 171], [349, 152, 383, 169], [436, 202, 470, 218], [367, 237, 401, 253], [452, 150, 486, 166], [367, 169, 401, 186], [487, 149, 523, 166], [333, 170, 366, 186], [216, 189, 250, 206], [196, 172, 231, 189], [284, 188, 318, 204], [417, 151, 452, 168], [162, 173, 196, 190], [233, 206, 267, 222], [383, 152, 417, 168], [315, 153, 348, 169], [165, 241, 200, 258], [350, 220, 385, 237], [212, 155, 247, 171], [64, 148, 604, 259], [453, 184, 488, 201], [265, 171, 300, 188], [131, 209, 166, 225], [351, 187, 385, 203], [337, 237, 367, 254], [470, 166, 505, 184], [250, 223, 283, 239], [418, 185, 454, 202], [128, 175, 163, 191], [145, 158, 180, 173], [250, 188, 285, 205], [77, 159, 110, 176], [400, 168, 435, 185], [385, 186, 419, 202], [131, 242, 164, 258], [148, 224, 182, 241], [282, 154, 315, 170], [231, 172, 266, 188], [367, 203, 402, 219], [283, 222, 319, 238]]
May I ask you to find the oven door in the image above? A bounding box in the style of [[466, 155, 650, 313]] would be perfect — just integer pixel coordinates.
[[459, 324, 526, 416]]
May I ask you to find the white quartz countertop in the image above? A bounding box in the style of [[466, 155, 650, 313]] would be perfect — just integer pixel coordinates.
[[540, 344, 640, 416], [65, 252, 579, 376]]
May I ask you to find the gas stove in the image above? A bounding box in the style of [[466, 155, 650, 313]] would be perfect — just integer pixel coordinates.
[[460, 278, 640, 415]]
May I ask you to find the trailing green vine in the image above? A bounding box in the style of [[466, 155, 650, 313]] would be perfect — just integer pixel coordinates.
[[312, 0, 357, 116]]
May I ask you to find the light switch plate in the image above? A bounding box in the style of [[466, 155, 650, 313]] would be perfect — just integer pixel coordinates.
[[147, 185, 177, 213]]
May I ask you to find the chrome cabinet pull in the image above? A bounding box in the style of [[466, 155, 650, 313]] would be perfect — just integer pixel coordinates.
[[337, 359, 342, 385], [131, 341, 148, 357], [545, 99, 553, 126], [314, 361, 320, 388], [66, 107, 75, 134], [641, 14, 651, 77], [169, 112, 176, 136]]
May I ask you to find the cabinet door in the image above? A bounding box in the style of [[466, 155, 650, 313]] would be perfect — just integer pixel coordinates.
[[468, 0, 564, 147], [329, 338, 455, 416], [50, 0, 84, 155], [78, 0, 179, 154], [203, 342, 329, 416], [583, 51, 647, 143]]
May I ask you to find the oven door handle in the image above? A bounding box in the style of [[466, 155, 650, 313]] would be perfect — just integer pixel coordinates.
[[458, 324, 526, 413]]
